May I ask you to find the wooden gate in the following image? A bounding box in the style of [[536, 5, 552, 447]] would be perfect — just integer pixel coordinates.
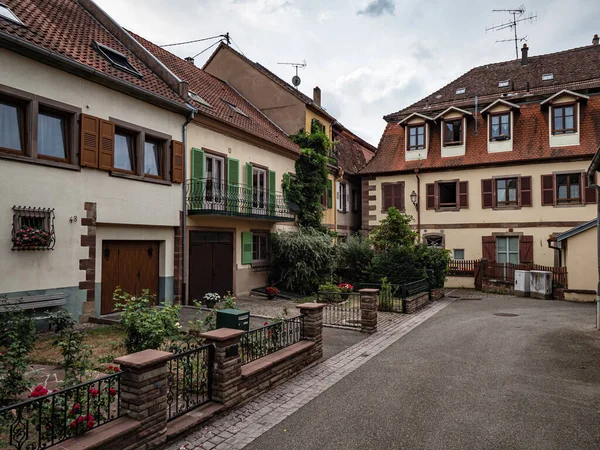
[[474, 260, 483, 290], [189, 231, 234, 303]]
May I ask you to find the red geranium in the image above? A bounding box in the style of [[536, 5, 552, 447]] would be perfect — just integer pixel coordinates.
[[265, 286, 280, 296], [337, 283, 354, 293]]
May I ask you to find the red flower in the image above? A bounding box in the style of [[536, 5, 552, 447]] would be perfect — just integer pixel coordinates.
[[70, 420, 77, 429], [87, 420, 94, 430], [264, 321, 269, 325], [76, 416, 84, 425], [29, 385, 48, 398], [109, 388, 117, 396], [70, 403, 81, 414], [89, 388, 99, 397]]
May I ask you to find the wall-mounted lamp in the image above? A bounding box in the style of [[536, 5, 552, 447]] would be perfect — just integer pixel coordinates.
[[410, 190, 418, 207]]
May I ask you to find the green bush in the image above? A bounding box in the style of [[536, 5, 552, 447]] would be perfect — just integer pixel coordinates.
[[115, 289, 181, 353], [369, 207, 417, 250], [369, 245, 425, 285], [415, 244, 451, 288], [336, 233, 374, 285], [318, 281, 341, 302], [270, 228, 335, 294], [48, 309, 77, 334]]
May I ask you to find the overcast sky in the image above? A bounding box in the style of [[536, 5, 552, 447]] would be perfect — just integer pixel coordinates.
[[96, 0, 599, 146]]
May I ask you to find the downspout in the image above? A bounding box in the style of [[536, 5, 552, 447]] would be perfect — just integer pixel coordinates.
[[547, 238, 562, 266], [415, 169, 421, 240], [182, 112, 195, 305], [589, 171, 600, 330]]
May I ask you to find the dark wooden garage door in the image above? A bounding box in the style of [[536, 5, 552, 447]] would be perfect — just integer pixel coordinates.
[[101, 241, 159, 314], [189, 231, 234, 303]]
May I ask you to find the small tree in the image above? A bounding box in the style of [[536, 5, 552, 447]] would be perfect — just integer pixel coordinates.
[[336, 233, 374, 285], [369, 207, 418, 250]]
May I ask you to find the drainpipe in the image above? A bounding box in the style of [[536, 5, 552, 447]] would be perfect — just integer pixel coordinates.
[[589, 172, 600, 330], [415, 169, 421, 240], [182, 112, 195, 305], [547, 237, 562, 266]]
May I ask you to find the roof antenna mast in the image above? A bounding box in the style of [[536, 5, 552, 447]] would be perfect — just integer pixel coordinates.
[[486, 5, 537, 59], [277, 60, 307, 89]]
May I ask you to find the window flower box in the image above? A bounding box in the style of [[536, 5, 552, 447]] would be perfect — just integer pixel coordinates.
[[12, 227, 55, 250]]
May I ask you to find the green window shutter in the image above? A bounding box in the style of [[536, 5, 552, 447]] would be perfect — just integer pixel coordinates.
[[327, 179, 333, 209], [227, 158, 240, 213], [242, 232, 253, 265], [268, 170, 276, 217], [190, 148, 204, 209], [245, 163, 253, 214]]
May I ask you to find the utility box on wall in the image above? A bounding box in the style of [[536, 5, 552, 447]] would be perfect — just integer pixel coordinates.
[[514, 270, 531, 297], [216, 309, 250, 331], [530, 271, 553, 300]]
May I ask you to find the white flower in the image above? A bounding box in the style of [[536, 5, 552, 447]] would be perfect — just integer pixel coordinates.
[[175, 322, 182, 329]]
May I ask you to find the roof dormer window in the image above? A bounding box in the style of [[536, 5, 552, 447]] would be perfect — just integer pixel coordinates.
[[0, 2, 23, 25], [455, 87, 466, 95], [498, 80, 510, 88], [542, 73, 554, 81], [93, 41, 142, 78]]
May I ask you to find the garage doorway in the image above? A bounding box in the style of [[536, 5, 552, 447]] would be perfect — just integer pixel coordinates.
[[189, 231, 234, 303], [101, 241, 160, 314]]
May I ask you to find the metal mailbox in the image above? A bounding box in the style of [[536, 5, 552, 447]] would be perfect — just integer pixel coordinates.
[[216, 308, 250, 331]]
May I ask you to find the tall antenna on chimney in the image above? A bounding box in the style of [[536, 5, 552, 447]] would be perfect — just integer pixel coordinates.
[[277, 60, 307, 89], [486, 5, 537, 59]]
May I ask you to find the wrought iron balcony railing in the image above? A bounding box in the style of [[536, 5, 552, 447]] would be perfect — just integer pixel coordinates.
[[186, 178, 297, 221]]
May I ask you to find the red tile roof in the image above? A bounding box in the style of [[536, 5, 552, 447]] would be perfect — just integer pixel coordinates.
[[333, 123, 376, 174], [363, 43, 600, 175], [130, 33, 300, 154], [0, 0, 186, 107]]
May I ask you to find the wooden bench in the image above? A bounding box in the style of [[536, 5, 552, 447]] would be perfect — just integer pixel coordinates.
[[0, 293, 67, 319]]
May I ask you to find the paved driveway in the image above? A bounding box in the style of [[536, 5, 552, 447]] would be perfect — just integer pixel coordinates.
[[246, 293, 600, 450]]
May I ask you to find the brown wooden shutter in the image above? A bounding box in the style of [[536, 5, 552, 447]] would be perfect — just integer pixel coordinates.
[[458, 181, 468, 209], [584, 172, 597, 204], [383, 184, 393, 211], [482, 236, 496, 261], [426, 183, 435, 209], [520, 176, 532, 207], [80, 114, 99, 168], [519, 235, 534, 264], [98, 120, 115, 171], [171, 140, 184, 183], [393, 183, 405, 211], [541, 174, 555, 206], [481, 179, 494, 208]]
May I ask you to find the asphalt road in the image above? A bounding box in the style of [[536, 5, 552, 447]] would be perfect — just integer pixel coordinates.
[[245, 295, 600, 450]]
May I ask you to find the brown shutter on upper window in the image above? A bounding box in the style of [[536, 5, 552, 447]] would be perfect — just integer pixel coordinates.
[[394, 183, 405, 211], [520, 176, 532, 207], [458, 181, 468, 209], [584, 172, 597, 204], [171, 140, 184, 183], [98, 119, 115, 171], [519, 235, 534, 264], [481, 179, 494, 208], [541, 174, 555, 206], [482, 236, 496, 261], [383, 184, 393, 211], [426, 183, 435, 209], [80, 114, 99, 168]]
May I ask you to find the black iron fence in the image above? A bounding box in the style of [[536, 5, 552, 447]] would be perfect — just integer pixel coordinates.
[[318, 292, 361, 328], [186, 178, 296, 221], [166, 343, 213, 421], [358, 283, 404, 313], [0, 373, 122, 450], [240, 316, 304, 364]]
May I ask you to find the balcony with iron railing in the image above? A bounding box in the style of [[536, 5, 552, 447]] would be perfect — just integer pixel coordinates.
[[186, 178, 297, 221]]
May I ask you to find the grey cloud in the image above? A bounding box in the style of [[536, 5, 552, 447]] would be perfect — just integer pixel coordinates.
[[357, 0, 395, 17]]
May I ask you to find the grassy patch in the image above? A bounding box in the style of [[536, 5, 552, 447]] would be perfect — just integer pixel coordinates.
[[30, 325, 127, 369]]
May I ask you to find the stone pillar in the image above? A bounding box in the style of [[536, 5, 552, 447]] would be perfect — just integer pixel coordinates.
[[296, 303, 325, 358], [359, 289, 379, 334], [201, 328, 245, 406], [114, 349, 172, 450]]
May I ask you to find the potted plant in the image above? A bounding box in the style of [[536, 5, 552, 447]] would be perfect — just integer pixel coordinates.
[[265, 286, 280, 300], [13, 227, 54, 249], [203, 293, 220, 309], [338, 283, 354, 300]]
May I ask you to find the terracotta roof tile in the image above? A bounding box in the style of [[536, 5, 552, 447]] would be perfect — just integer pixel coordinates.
[[0, 0, 185, 105], [333, 124, 376, 174], [130, 33, 300, 154]]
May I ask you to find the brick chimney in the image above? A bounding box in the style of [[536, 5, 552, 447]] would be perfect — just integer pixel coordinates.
[[184, 56, 195, 64], [593, 34, 599, 45], [521, 43, 529, 65], [313, 86, 321, 107]]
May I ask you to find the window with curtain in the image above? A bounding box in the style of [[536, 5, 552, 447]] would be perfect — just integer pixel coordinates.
[[556, 173, 581, 203], [252, 232, 269, 263], [144, 138, 161, 177], [553, 105, 575, 134], [496, 178, 518, 206], [38, 111, 67, 160], [496, 236, 519, 264], [114, 131, 135, 172], [490, 113, 510, 139], [0, 100, 23, 152]]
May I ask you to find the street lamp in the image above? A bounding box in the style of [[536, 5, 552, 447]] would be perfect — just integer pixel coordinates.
[[410, 190, 418, 207]]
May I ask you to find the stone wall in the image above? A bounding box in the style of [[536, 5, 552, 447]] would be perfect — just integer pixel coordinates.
[[403, 292, 430, 314]]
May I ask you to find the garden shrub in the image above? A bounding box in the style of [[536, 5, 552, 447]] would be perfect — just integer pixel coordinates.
[[318, 281, 341, 302], [0, 299, 36, 406], [369, 207, 417, 250], [58, 330, 92, 387], [368, 245, 425, 285], [115, 288, 181, 353], [335, 233, 374, 285], [270, 227, 335, 294], [48, 309, 77, 334], [415, 244, 451, 288]]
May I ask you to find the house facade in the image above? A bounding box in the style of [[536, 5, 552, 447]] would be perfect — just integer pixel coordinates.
[[361, 42, 600, 271], [203, 43, 375, 235], [0, 0, 193, 319], [133, 34, 300, 302]]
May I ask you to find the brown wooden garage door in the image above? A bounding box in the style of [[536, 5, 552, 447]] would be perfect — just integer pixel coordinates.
[[189, 231, 234, 304], [101, 241, 159, 314]]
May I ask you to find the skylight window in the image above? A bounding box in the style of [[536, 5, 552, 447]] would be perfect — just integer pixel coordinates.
[[542, 73, 554, 81], [0, 2, 23, 25], [222, 100, 249, 119], [189, 91, 212, 109], [455, 87, 466, 95], [498, 80, 510, 88], [93, 41, 142, 78]]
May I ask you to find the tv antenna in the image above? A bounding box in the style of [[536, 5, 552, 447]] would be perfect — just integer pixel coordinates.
[[277, 60, 307, 88], [486, 5, 537, 59]]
